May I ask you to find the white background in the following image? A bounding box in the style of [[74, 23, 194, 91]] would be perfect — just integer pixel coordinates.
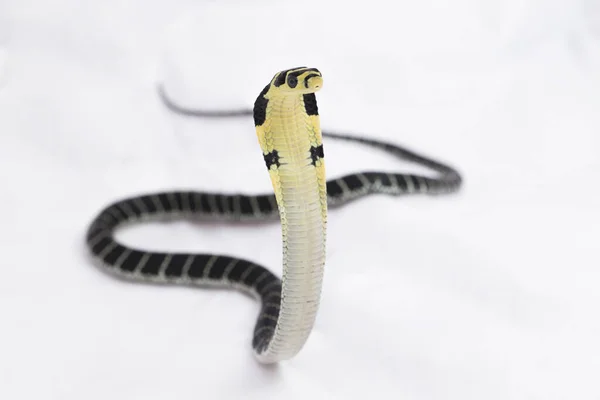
[[1, 0, 599, 399]]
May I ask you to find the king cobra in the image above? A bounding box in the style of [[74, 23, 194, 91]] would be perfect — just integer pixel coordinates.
[[85, 67, 462, 363]]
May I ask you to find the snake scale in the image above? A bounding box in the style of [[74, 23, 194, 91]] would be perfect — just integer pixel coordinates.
[[85, 67, 462, 363]]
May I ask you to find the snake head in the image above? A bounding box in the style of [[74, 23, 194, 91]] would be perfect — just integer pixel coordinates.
[[271, 67, 323, 95]]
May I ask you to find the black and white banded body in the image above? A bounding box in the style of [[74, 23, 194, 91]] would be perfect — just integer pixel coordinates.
[[86, 67, 462, 364]]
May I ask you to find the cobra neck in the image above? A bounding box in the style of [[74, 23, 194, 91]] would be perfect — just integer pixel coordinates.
[[257, 93, 328, 362]]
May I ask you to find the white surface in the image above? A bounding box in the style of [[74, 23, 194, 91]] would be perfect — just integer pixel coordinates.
[[0, 1, 8, 88], [1, 0, 600, 399]]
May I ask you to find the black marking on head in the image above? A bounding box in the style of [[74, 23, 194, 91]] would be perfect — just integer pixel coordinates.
[[310, 144, 324, 165], [263, 150, 280, 169], [253, 84, 270, 126], [288, 68, 320, 79], [303, 93, 318, 116], [303, 73, 319, 88], [274, 67, 306, 87]]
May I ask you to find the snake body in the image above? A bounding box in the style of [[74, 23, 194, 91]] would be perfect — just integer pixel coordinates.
[[86, 67, 462, 363]]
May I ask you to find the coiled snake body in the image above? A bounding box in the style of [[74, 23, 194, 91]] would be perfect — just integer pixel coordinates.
[[86, 67, 462, 363]]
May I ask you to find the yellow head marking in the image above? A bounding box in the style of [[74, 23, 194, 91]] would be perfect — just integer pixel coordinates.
[[269, 67, 323, 95]]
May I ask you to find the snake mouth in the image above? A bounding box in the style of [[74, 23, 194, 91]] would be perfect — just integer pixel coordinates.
[[304, 75, 323, 91]]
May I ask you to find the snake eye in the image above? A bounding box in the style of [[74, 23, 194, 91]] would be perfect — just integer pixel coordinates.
[[287, 75, 298, 88]]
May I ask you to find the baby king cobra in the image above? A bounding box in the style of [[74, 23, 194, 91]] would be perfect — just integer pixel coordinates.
[[86, 67, 462, 363]]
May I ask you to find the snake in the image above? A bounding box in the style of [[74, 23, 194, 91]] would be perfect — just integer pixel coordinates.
[[85, 67, 462, 364]]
